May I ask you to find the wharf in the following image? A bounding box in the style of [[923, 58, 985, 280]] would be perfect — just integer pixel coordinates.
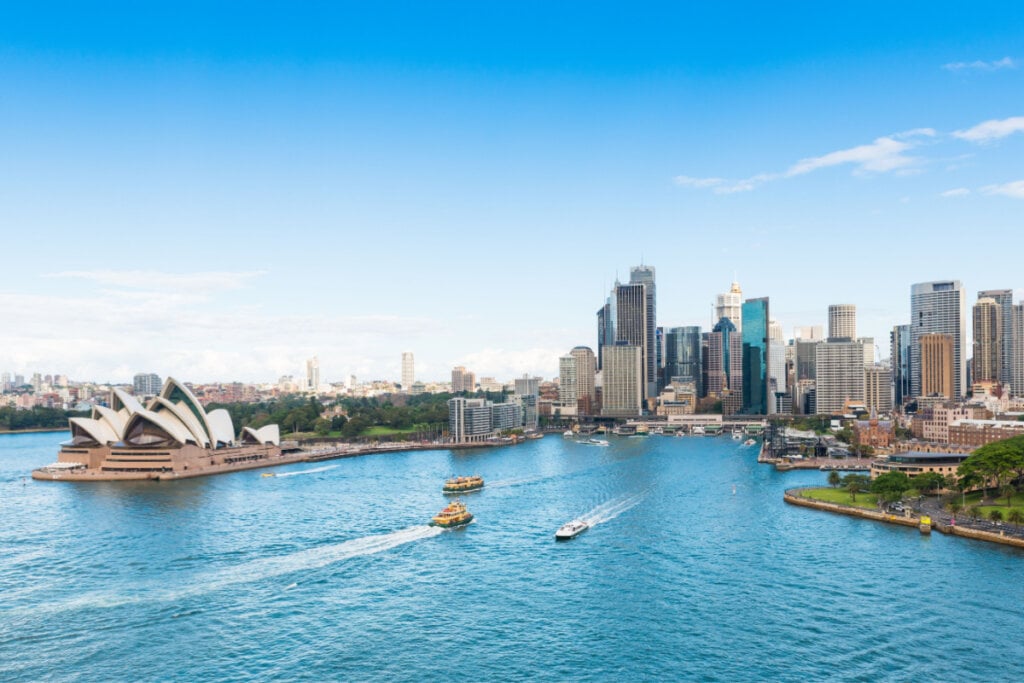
[[759, 452, 872, 472]]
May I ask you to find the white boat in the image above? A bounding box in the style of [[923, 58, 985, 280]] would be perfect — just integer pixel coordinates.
[[744, 438, 756, 447], [691, 426, 705, 435], [731, 430, 743, 440], [555, 520, 589, 540], [563, 430, 575, 437], [586, 438, 610, 447]]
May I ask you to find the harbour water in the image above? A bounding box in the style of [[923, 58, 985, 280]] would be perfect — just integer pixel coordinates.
[[2, 431, 1024, 681]]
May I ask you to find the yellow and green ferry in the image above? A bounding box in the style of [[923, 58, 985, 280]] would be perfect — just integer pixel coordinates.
[[430, 500, 474, 528], [443, 475, 484, 494]]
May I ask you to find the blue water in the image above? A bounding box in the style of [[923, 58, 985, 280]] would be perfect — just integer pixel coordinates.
[[2, 431, 1023, 681]]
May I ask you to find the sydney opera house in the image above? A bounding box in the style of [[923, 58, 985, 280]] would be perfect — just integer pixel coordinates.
[[33, 378, 300, 481]]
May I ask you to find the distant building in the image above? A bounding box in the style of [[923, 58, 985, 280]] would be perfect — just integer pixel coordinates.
[[794, 325, 824, 341], [629, 265, 658, 400], [514, 375, 541, 398], [870, 451, 970, 481], [911, 281, 967, 400], [601, 344, 642, 417], [401, 352, 415, 390], [707, 317, 742, 397], [306, 356, 320, 392], [133, 373, 162, 398], [853, 418, 893, 449], [1014, 304, 1024, 397], [451, 366, 476, 393], [828, 304, 856, 340], [558, 355, 578, 409]]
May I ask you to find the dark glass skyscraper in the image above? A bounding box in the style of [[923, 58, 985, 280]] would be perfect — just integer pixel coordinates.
[[629, 265, 657, 400], [664, 326, 703, 397], [741, 298, 769, 415]]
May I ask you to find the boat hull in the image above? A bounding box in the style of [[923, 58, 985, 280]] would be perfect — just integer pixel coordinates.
[[430, 514, 474, 528], [555, 523, 589, 540], [443, 484, 484, 494]]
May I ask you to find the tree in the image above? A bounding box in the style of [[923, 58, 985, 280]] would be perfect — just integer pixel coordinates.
[[871, 471, 912, 503], [959, 435, 1024, 503], [967, 505, 983, 521], [948, 501, 963, 518], [1007, 509, 1024, 529], [828, 470, 841, 488], [843, 474, 870, 503], [314, 418, 331, 436], [914, 472, 947, 496], [989, 509, 1004, 523]]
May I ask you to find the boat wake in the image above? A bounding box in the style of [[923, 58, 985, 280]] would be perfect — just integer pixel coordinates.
[[16, 526, 442, 617], [580, 490, 647, 527], [273, 465, 338, 478]]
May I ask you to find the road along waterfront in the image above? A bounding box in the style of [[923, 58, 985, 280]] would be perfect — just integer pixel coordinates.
[[3, 431, 1024, 681]]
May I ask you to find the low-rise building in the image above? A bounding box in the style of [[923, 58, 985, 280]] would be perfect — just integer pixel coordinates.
[[870, 451, 970, 480]]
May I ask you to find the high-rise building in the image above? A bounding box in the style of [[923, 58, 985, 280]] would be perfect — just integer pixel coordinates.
[[865, 365, 894, 414], [911, 281, 967, 400], [401, 352, 415, 390], [978, 289, 1014, 388], [920, 333, 955, 399], [1, 372, 10, 392], [1013, 305, 1024, 398], [558, 355, 578, 409], [664, 327, 702, 398], [514, 374, 540, 398], [715, 281, 743, 331], [628, 265, 658, 400], [707, 318, 742, 396], [741, 298, 770, 415], [768, 320, 784, 344], [601, 344, 642, 417], [133, 373, 162, 397], [596, 301, 613, 370], [814, 340, 865, 414], [890, 324, 912, 408], [796, 340, 819, 381], [973, 298, 1001, 384], [828, 304, 856, 340], [570, 346, 597, 416], [306, 356, 320, 392]]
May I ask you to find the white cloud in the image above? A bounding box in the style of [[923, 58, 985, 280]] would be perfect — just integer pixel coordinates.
[[953, 116, 1024, 143], [43, 269, 268, 292], [674, 129, 932, 194], [943, 57, 1016, 72], [981, 180, 1024, 199], [940, 188, 971, 197], [455, 347, 566, 380]]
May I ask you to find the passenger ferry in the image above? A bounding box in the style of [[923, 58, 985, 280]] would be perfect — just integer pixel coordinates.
[[430, 500, 474, 528], [443, 475, 484, 494], [555, 519, 589, 540]]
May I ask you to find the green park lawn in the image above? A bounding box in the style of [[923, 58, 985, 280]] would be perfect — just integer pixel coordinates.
[[958, 490, 1024, 521], [802, 487, 879, 510], [361, 425, 419, 438]]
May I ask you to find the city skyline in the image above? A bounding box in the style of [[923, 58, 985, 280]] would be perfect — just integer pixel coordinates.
[[2, 3, 1023, 382]]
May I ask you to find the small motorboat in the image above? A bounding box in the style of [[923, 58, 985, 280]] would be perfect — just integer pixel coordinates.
[[555, 519, 589, 540], [261, 473, 276, 478]]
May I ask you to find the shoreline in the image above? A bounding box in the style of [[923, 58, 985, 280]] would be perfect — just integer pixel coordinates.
[[784, 488, 1024, 551], [31, 437, 527, 482], [0, 427, 70, 435]]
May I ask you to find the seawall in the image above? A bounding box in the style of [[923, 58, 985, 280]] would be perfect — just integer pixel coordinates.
[[785, 488, 1024, 551]]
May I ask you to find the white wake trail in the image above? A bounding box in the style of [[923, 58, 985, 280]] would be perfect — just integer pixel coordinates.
[[580, 491, 647, 527], [273, 464, 338, 477]]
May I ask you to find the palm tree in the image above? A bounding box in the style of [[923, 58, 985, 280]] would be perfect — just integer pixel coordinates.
[[1007, 509, 1024, 530], [828, 470, 841, 489], [989, 509, 1004, 523], [948, 501, 963, 518]]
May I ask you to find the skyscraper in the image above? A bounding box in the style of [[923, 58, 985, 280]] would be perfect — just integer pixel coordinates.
[[664, 326, 702, 397], [305, 356, 320, 392], [707, 318, 742, 397], [613, 280, 650, 404], [890, 324, 912, 407], [451, 366, 474, 393], [814, 340, 866, 414], [596, 301, 613, 370], [570, 346, 597, 416], [973, 298, 1001, 384], [401, 351, 415, 390], [1013, 304, 1024, 398], [601, 344, 642, 417], [715, 281, 743, 331], [558, 354, 578, 409], [741, 298, 769, 415], [920, 333, 954, 399], [828, 304, 856, 340], [629, 265, 658, 400], [911, 281, 967, 400], [978, 289, 1014, 388]]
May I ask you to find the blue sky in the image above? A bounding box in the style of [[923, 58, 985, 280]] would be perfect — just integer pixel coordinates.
[[2, 2, 1023, 383]]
